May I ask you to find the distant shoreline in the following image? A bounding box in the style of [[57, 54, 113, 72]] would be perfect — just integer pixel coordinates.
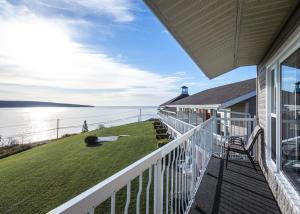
[[0, 101, 94, 108]]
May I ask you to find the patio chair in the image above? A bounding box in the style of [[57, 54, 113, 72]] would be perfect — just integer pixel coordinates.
[[225, 125, 264, 172]]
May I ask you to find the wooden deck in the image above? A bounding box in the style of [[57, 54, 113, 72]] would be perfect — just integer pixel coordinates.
[[189, 157, 281, 214]]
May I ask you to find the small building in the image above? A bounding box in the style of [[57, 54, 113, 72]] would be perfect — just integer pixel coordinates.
[[165, 78, 256, 126]]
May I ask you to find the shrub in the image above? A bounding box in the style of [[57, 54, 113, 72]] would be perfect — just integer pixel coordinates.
[[84, 136, 98, 146], [61, 133, 76, 138], [157, 140, 169, 148], [0, 144, 31, 159]]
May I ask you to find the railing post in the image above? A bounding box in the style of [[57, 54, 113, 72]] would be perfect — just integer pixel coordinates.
[[56, 119, 59, 139], [154, 160, 162, 213], [224, 112, 228, 138], [190, 132, 196, 198], [253, 116, 258, 161]]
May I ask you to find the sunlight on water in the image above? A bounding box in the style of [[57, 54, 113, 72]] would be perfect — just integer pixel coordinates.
[[24, 107, 67, 143], [0, 107, 157, 145]]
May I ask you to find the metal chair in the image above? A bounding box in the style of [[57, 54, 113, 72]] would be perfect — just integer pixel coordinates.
[[225, 125, 263, 172]]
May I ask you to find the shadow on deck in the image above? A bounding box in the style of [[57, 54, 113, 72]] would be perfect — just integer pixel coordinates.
[[189, 157, 281, 214]]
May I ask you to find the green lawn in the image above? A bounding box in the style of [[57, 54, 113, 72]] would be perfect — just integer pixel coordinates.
[[0, 121, 158, 214]]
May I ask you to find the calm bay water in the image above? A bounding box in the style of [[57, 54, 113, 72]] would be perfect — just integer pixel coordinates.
[[0, 106, 157, 145]]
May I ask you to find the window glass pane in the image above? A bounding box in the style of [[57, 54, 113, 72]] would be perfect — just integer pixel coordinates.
[[281, 47, 300, 193], [271, 69, 276, 114], [271, 117, 276, 162]]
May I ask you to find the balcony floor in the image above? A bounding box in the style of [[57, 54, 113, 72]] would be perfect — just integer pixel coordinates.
[[189, 157, 281, 214]]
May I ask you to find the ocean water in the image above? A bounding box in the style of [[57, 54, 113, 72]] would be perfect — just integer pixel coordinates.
[[0, 106, 157, 145]]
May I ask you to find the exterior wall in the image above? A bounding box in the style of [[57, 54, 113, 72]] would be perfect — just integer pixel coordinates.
[[256, 5, 300, 214], [230, 102, 245, 113], [230, 96, 256, 117]]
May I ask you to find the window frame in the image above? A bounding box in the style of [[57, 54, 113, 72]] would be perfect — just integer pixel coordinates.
[[266, 66, 279, 166], [265, 25, 300, 197]]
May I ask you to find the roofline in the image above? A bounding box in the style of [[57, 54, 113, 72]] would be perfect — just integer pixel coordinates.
[[167, 104, 220, 109], [219, 91, 256, 109], [166, 90, 256, 110]]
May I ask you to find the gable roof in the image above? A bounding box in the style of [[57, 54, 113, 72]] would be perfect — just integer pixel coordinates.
[[160, 93, 189, 107], [144, 1, 299, 78], [168, 78, 256, 107]]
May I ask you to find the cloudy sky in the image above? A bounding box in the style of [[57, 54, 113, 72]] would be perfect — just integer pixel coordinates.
[[0, 0, 256, 106]]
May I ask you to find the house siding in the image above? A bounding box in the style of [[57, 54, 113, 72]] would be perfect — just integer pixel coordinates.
[[256, 5, 300, 214]]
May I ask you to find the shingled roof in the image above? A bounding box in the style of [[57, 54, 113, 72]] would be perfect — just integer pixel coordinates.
[[168, 78, 256, 107], [159, 93, 189, 107]]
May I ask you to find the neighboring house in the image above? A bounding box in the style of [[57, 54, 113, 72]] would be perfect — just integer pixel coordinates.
[[146, 1, 300, 213], [167, 78, 256, 125]]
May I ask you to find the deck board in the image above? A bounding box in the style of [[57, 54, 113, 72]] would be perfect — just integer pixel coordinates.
[[189, 157, 281, 214]]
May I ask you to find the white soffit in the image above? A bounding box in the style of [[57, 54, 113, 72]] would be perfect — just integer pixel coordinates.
[[145, 0, 298, 78]]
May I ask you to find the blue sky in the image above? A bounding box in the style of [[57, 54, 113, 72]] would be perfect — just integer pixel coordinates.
[[0, 0, 256, 106]]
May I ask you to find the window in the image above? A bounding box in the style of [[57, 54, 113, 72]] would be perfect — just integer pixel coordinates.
[[281, 47, 300, 192]]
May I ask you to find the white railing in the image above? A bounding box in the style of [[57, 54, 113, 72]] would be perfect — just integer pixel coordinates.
[[49, 111, 257, 214], [159, 110, 257, 159], [158, 111, 195, 134], [48, 119, 214, 214], [213, 117, 257, 158]]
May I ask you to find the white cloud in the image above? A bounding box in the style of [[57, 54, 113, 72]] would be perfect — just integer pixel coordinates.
[[0, 1, 183, 105], [0, 0, 137, 23]]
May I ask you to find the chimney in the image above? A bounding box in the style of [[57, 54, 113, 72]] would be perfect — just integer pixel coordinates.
[[181, 86, 189, 95]]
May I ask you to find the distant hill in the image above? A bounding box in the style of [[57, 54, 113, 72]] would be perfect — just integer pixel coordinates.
[[0, 101, 94, 108]]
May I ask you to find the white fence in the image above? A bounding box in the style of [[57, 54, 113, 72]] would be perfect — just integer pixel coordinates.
[[48, 111, 257, 214], [213, 117, 257, 158], [158, 111, 195, 135]]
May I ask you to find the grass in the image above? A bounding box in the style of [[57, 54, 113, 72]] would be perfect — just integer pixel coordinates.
[[0, 121, 158, 214]]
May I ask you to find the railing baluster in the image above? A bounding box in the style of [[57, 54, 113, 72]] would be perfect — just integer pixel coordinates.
[[161, 158, 166, 213], [136, 173, 143, 214], [154, 164, 158, 214], [175, 146, 179, 214], [146, 167, 152, 214], [185, 140, 189, 210], [124, 182, 131, 214], [166, 153, 171, 214], [170, 149, 175, 214], [178, 146, 183, 213], [111, 192, 115, 214]]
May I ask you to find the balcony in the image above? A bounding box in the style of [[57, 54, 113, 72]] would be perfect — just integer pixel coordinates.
[[48, 111, 277, 214]]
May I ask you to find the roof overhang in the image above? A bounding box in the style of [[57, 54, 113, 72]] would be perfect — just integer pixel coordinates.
[[144, 1, 298, 78]]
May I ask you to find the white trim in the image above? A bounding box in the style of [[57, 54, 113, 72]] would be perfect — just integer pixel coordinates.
[[266, 68, 271, 161], [264, 22, 300, 212], [275, 60, 281, 173], [266, 24, 300, 69], [220, 91, 256, 109]]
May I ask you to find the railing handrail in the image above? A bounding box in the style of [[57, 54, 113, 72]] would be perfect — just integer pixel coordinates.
[[48, 118, 213, 214], [158, 111, 195, 128]]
